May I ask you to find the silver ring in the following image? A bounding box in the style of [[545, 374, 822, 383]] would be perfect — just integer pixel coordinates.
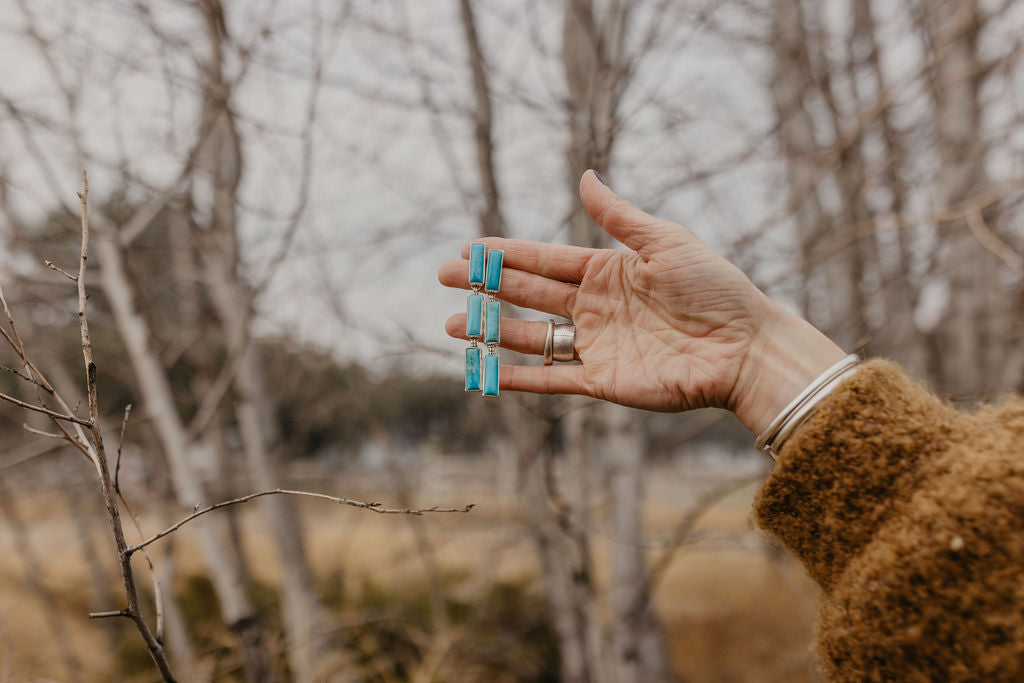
[[543, 319, 554, 365], [552, 323, 576, 363]]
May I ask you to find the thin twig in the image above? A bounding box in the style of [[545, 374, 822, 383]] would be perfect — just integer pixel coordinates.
[[115, 404, 132, 494], [22, 424, 65, 440], [0, 307, 93, 461], [44, 259, 78, 282], [0, 363, 48, 390], [89, 609, 130, 619], [0, 391, 93, 426], [966, 208, 1024, 274], [0, 282, 29, 361], [124, 489, 475, 557]]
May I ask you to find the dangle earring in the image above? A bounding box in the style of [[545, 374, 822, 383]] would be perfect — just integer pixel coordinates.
[[465, 243, 486, 392], [482, 248, 503, 397]]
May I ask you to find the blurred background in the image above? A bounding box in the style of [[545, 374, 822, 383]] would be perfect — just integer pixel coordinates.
[[0, 0, 1022, 681]]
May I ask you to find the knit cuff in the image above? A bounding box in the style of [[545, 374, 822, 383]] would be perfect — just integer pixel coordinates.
[[753, 359, 969, 589]]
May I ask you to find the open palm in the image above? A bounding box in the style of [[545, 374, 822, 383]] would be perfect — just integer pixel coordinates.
[[440, 171, 774, 414]]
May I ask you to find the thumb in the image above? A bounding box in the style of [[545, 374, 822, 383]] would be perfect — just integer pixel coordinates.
[[579, 170, 680, 259]]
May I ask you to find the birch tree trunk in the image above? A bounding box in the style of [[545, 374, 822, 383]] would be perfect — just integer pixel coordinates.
[[769, 0, 860, 343], [604, 408, 675, 683], [457, 3, 610, 679], [805, 0, 873, 350], [190, 2, 331, 676], [455, 2, 672, 678], [922, 0, 1007, 397], [201, 253, 331, 682], [851, 0, 928, 378], [519, 414, 605, 683], [94, 233, 275, 683], [459, 0, 507, 239], [562, 2, 674, 681]]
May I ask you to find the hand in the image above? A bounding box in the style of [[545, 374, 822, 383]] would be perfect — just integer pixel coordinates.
[[438, 171, 845, 434]]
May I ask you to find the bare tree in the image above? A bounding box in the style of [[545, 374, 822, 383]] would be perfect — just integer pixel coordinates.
[[767, 0, 1024, 401], [920, 0, 1010, 396]]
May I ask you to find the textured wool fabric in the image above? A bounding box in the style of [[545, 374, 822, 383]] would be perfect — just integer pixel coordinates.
[[755, 359, 1024, 682]]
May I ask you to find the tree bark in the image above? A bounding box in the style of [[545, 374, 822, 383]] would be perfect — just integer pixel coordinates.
[[95, 233, 275, 683], [921, 0, 1007, 397], [188, 6, 331, 672], [519, 413, 605, 683], [561, 2, 674, 681], [458, 0, 507, 239], [852, 0, 928, 378], [769, 0, 856, 342]]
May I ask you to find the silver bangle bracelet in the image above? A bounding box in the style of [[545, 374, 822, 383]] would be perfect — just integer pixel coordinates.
[[755, 354, 861, 458]]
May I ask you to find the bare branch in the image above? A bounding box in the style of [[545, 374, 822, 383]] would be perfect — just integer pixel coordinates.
[[21, 424, 66, 440], [77, 171, 176, 680], [124, 489, 475, 557], [44, 259, 78, 282], [89, 609, 130, 620], [115, 404, 132, 494], [0, 391, 93, 426], [0, 363, 51, 391], [966, 209, 1024, 275]]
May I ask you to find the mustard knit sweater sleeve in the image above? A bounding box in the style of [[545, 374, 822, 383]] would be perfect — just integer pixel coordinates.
[[754, 359, 1024, 682]]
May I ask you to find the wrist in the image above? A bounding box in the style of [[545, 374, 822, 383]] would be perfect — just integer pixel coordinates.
[[732, 302, 847, 435]]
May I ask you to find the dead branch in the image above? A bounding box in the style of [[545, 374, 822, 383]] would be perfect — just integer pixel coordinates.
[[0, 390, 93, 426], [124, 489, 475, 557], [114, 403, 132, 493], [0, 363, 49, 389], [0, 283, 97, 463], [89, 609, 130, 619], [44, 259, 78, 281], [966, 208, 1024, 274], [22, 423, 65, 440], [75, 171, 177, 681]]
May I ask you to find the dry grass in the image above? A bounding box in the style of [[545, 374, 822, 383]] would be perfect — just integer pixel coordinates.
[[0, 476, 823, 682]]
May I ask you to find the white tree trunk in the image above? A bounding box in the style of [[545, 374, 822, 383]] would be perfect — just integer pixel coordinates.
[[603, 405, 674, 683], [560, 2, 675, 680], [923, 0, 1008, 397], [769, 0, 859, 343], [95, 234, 275, 682]]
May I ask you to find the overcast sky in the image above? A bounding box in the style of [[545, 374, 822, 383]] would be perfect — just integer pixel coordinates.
[[1, 0, 1020, 377]]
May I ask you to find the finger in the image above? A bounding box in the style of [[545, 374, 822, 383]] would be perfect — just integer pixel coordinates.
[[446, 314, 580, 359], [579, 169, 687, 260], [500, 364, 588, 395], [438, 261, 577, 318], [459, 238, 597, 283]]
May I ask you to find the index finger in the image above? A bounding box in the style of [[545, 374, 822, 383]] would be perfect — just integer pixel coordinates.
[[461, 238, 596, 284]]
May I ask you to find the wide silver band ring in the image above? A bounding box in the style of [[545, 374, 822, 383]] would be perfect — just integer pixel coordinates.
[[543, 319, 555, 366], [552, 323, 576, 363]]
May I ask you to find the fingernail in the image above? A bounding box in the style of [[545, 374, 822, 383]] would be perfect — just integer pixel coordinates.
[[593, 170, 607, 186]]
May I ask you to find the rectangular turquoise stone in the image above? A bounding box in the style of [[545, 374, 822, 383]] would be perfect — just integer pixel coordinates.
[[484, 249, 503, 292], [466, 293, 483, 338], [468, 243, 486, 286], [482, 353, 499, 397], [465, 346, 481, 392], [484, 300, 500, 344]]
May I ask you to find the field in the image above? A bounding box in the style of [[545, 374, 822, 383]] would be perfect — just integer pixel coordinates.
[[0, 458, 823, 682]]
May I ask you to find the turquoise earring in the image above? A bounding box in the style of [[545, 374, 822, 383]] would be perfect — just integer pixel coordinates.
[[464, 244, 503, 397], [465, 243, 485, 392], [482, 248, 503, 397]]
